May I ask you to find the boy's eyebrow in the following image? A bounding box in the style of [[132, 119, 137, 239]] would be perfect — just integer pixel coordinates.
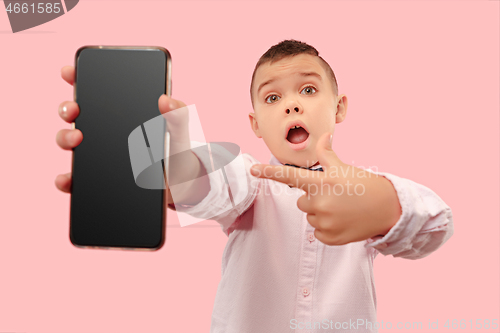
[[257, 71, 322, 95]]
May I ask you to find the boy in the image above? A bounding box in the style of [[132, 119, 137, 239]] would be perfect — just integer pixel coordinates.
[[56, 40, 454, 333]]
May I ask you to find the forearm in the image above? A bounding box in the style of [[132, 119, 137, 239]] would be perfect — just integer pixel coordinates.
[[373, 174, 402, 236], [167, 151, 210, 206], [348, 165, 402, 237]]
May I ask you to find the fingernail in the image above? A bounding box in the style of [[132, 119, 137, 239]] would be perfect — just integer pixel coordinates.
[[168, 100, 177, 110], [250, 166, 258, 176], [66, 132, 74, 144], [59, 105, 68, 117]]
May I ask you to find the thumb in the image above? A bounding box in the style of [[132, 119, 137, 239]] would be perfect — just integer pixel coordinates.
[[315, 132, 342, 168], [158, 94, 190, 131], [158, 95, 191, 153], [158, 94, 187, 115]]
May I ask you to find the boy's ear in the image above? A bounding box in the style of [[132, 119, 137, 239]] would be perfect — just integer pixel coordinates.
[[248, 112, 262, 138], [335, 94, 348, 123]]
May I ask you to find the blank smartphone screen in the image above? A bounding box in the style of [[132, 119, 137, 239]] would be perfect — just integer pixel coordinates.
[[70, 47, 170, 250]]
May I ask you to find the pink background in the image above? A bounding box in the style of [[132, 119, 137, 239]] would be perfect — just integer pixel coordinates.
[[1, 1, 498, 332]]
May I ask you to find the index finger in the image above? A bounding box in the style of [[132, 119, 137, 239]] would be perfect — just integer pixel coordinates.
[[61, 66, 75, 85], [250, 164, 323, 190]]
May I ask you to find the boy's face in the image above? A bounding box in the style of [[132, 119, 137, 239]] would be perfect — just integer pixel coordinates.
[[249, 54, 347, 167]]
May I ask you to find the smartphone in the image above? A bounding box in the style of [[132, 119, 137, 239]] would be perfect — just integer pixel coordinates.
[[70, 46, 171, 251]]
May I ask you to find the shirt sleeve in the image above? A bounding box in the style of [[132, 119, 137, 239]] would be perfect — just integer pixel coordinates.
[[167, 143, 261, 237], [363, 168, 454, 260]]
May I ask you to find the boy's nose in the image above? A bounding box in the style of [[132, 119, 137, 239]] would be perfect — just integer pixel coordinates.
[[286, 106, 301, 114]]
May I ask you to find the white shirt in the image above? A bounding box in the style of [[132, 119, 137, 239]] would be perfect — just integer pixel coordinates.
[[171, 149, 454, 333]]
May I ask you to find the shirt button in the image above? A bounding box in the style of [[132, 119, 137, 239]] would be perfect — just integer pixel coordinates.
[[302, 288, 310, 297], [307, 233, 315, 242]]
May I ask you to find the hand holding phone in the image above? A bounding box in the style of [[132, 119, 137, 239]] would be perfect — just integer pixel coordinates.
[[56, 46, 210, 251]]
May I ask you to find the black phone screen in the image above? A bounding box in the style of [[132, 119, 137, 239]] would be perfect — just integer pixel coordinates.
[[70, 46, 171, 250]]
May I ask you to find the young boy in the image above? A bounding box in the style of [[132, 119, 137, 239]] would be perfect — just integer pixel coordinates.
[[56, 40, 454, 333]]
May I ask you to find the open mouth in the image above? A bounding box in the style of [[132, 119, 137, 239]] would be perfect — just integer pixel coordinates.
[[286, 125, 309, 144]]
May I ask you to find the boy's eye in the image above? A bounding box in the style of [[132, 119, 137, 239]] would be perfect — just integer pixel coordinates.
[[301, 86, 317, 95], [265, 95, 280, 104], [264, 86, 316, 103]]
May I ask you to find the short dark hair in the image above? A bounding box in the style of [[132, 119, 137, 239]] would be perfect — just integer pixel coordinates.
[[250, 39, 339, 108]]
